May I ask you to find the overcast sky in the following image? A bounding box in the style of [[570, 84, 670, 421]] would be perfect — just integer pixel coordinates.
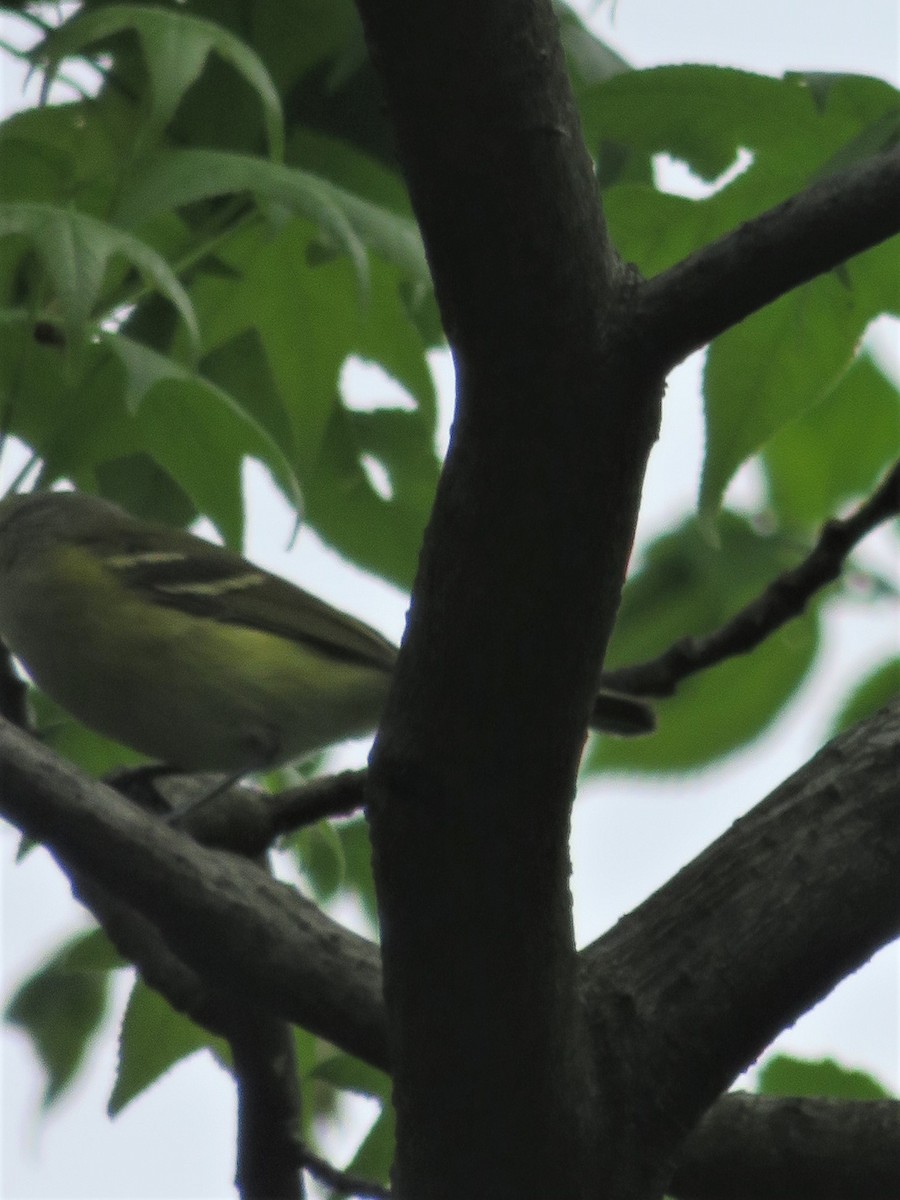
[[2, 3, 898, 1197]]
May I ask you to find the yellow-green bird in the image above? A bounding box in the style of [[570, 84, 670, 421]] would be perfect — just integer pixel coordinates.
[[0, 490, 651, 775]]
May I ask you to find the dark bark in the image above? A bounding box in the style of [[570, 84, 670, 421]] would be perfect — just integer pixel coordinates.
[[354, 1, 659, 1196], [580, 697, 900, 1197], [636, 146, 900, 372], [2, 697, 897, 1199], [0, 721, 386, 1065], [669, 1092, 900, 1200]]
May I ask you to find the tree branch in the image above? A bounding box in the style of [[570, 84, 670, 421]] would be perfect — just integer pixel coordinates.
[[299, 1146, 392, 1199], [669, 1092, 900, 1200], [108, 768, 370, 856], [70, 854, 305, 1199], [3, 693, 897, 1198], [580, 697, 900, 1195], [635, 146, 900, 371], [355, 1, 662, 1195], [269, 770, 369, 837], [600, 460, 900, 699], [231, 1014, 305, 1200], [0, 716, 388, 1069]]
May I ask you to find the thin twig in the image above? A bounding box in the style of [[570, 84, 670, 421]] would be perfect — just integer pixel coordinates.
[[602, 461, 900, 698], [299, 1144, 392, 1199], [269, 770, 369, 836]]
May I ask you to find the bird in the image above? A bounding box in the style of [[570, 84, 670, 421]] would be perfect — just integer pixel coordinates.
[[0, 490, 652, 780]]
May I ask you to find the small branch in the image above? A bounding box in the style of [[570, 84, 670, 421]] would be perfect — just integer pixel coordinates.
[[0, 717, 388, 1068], [108, 769, 369, 856], [601, 461, 900, 698], [269, 770, 369, 836], [669, 1092, 900, 1200], [635, 146, 900, 371], [232, 1014, 305, 1200], [73, 864, 306, 1200], [299, 1145, 392, 1199]]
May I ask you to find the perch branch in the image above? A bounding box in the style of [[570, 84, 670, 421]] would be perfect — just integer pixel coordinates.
[[0, 716, 388, 1068]]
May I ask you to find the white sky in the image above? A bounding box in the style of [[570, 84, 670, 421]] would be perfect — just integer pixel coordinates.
[[2, 2, 898, 1197]]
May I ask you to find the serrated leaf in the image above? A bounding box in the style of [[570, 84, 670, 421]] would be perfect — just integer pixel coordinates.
[[185, 217, 436, 582], [757, 1053, 892, 1099], [37, 4, 283, 160], [581, 66, 898, 188], [103, 333, 303, 544], [113, 148, 430, 294], [763, 352, 900, 528], [593, 69, 900, 279], [0, 202, 199, 354], [5, 929, 118, 1107], [111, 978, 228, 1115], [700, 246, 894, 525]]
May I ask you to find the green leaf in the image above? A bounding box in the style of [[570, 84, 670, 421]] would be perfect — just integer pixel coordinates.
[[594, 69, 900, 275], [113, 148, 429, 292], [104, 333, 303, 544], [288, 820, 347, 903], [815, 107, 900, 177], [602, 186, 712, 274], [581, 66, 820, 184], [5, 929, 118, 1107], [37, 4, 284, 160], [199, 329, 297, 461], [556, 1, 630, 90], [336, 817, 378, 926], [587, 514, 821, 772], [188, 218, 358, 472], [312, 1053, 391, 1101], [30, 689, 147, 776], [285, 127, 413, 218], [341, 1102, 396, 1189], [582, 66, 898, 190], [94, 452, 197, 528], [110, 978, 228, 1115], [757, 1053, 892, 1100], [0, 202, 199, 355], [303, 402, 436, 590], [185, 218, 436, 583], [0, 320, 128, 484], [310, 1051, 395, 1189], [763, 353, 900, 528], [700, 245, 896, 525], [829, 659, 900, 736]]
